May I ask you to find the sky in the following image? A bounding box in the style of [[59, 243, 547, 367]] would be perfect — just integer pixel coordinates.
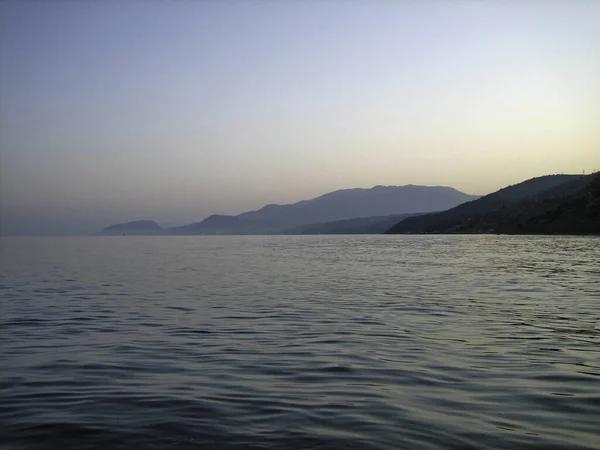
[[1, 1, 599, 235]]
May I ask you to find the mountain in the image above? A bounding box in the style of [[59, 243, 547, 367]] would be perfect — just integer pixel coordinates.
[[282, 213, 423, 235], [170, 185, 478, 234], [95, 220, 165, 236], [167, 215, 241, 235], [445, 173, 600, 234], [386, 174, 599, 234], [95, 184, 478, 236]]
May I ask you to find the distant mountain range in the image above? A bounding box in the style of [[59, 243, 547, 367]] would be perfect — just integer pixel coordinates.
[[97, 175, 600, 237], [386, 173, 600, 235], [95, 185, 478, 235]]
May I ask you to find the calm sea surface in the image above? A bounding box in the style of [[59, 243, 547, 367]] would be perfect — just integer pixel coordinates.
[[1, 235, 599, 450]]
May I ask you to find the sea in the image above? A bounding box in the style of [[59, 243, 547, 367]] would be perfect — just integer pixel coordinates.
[[1, 235, 599, 450]]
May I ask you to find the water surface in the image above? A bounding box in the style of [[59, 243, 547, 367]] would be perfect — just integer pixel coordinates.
[[1, 235, 599, 449]]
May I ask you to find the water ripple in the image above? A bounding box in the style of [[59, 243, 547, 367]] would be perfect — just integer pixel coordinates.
[[1, 235, 599, 449]]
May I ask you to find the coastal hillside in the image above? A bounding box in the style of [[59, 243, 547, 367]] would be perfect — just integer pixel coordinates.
[[386, 174, 599, 234], [447, 173, 600, 234]]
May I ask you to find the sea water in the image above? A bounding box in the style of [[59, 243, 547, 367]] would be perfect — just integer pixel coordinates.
[[1, 235, 599, 449]]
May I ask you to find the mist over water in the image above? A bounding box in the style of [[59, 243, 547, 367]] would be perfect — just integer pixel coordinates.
[[1, 235, 599, 449]]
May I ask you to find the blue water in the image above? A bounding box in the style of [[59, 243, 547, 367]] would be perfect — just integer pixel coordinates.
[[1, 235, 599, 449]]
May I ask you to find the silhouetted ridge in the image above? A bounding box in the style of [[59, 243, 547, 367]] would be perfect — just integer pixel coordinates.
[[386, 174, 599, 235], [96, 220, 165, 236]]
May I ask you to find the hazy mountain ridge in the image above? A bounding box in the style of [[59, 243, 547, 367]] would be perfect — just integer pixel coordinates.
[[221, 184, 477, 233], [281, 213, 424, 235], [167, 215, 241, 235], [386, 174, 600, 235], [96, 185, 478, 235], [94, 220, 166, 236]]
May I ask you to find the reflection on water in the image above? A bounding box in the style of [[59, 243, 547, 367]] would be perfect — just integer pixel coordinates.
[[1, 235, 599, 449]]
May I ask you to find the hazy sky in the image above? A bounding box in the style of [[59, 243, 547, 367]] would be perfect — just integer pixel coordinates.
[[1, 1, 599, 234]]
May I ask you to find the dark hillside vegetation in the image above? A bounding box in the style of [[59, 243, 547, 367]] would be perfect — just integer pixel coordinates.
[[386, 174, 599, 235], [453, 173, 600, 234]]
